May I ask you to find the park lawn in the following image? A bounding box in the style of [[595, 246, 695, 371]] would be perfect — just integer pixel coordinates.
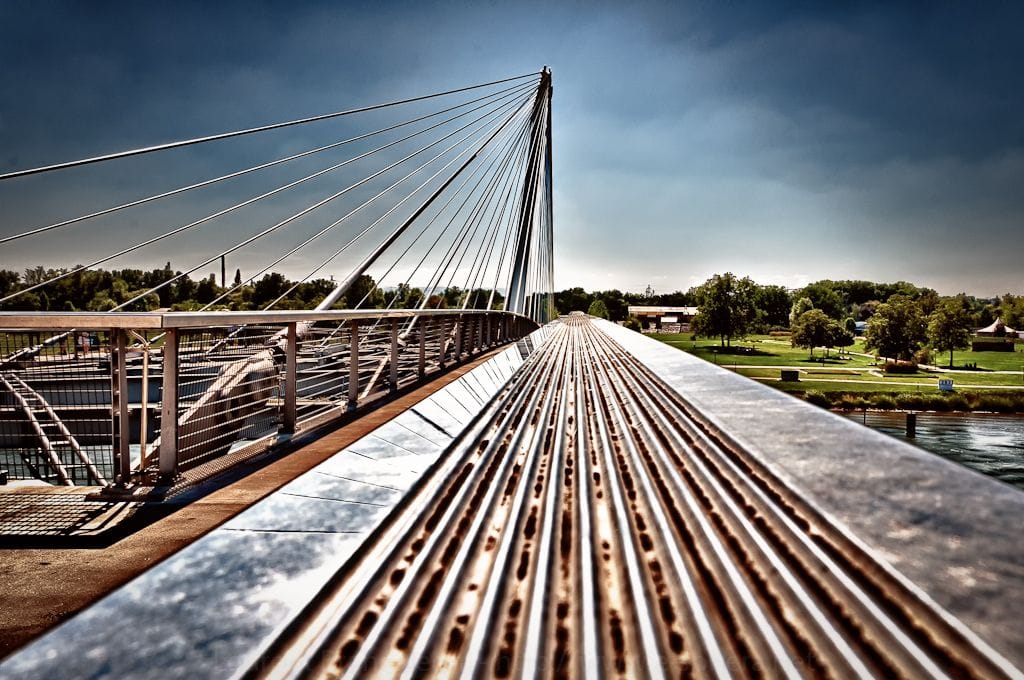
[[771, 380, 1024, 396], [734, 366, 1024, 387], [651, 333, 876, 368], [944, 346, 1024, 372], [654, 333, 1024, 374]]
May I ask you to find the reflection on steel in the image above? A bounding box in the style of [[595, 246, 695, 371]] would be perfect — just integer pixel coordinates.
[[259, 314, 1019, 679], [0, 309, 537, 488]]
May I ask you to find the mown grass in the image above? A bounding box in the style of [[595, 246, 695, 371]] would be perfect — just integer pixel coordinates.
[[651, 332, 1024, 408], [946, 345, 1024, 371], [651, 333, 877, 368], [736, 366, 1024, 387]]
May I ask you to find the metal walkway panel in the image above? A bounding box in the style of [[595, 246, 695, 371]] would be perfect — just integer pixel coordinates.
[[598, 318, 1024, 673]]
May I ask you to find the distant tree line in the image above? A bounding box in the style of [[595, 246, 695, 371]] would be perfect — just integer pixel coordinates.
[[556, 275, 1024, 367], [0, 264, 504, 313]]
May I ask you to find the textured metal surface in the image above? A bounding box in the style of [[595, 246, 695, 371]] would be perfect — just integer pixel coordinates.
[[260, 314, 1020, 679]]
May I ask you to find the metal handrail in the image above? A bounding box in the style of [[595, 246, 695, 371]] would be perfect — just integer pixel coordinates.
[[0, 308, 531, 330]]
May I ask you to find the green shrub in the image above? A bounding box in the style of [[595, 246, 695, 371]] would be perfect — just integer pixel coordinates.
[[974, 394, 1016, 412], [834, 393, 869, 410], [944, 393, 970, 411], [803, 390, 831, 409], [895, 393, 926, 410], [871, 394, 898, 410], [883, 360, 918, 374]]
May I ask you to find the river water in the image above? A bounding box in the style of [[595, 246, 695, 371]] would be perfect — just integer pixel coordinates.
[[842, 411, 1024, 491]]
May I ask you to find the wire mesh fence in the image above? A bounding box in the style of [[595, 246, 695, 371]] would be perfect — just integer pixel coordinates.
[[1, 330, 113, 485], [174, 325, 285, 472]]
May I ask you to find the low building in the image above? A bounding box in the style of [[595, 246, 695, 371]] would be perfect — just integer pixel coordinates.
[[972, 317, 1020, 351], [627, 305, 699, 333]]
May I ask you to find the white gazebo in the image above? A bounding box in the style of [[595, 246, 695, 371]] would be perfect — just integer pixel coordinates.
[[976, 317, 1019, 338]]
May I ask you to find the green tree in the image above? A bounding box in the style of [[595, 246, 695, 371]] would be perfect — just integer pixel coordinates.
[[753, 284, 792, 329], [691, 272, 757, 347], [194, 275, 221, 304], [252, 273, 289, 308], [623, 316, 642, 332], [593, 290, 627, 321], [828, 322, 855, 358], [555, 287, 593, 314], [587, 299, 610, 319], [791, 309, 832, 358], [796, 281, 845, 319], [864, 294, 926, 362], [928, 297, 974, 367], [789, 297, 814, 325]]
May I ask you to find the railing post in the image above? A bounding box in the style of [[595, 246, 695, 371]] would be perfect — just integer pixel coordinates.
[[110, 328, 131, 486], [159, 328, 179, 481], [283, 322, 297, 433], [467, 315, 476, 356], [454, 314, 463, 361], [389, 319, 399, 391], [348, 320, 359, 409], [136, 334, 149, 476], [418, 317, 427, 378], [439, 318, 448, 368]]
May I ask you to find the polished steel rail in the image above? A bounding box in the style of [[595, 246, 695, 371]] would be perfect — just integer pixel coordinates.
[[257, 314, 1021, 679]]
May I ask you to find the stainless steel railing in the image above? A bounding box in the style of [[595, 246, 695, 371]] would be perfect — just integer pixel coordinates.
[[0, 309, 537, 488]]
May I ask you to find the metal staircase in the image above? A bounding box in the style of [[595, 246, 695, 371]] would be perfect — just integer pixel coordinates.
[[0, 372, 106, 486]]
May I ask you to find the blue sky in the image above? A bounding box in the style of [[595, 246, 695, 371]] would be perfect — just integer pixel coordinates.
[[1, 1, 1022, 296]]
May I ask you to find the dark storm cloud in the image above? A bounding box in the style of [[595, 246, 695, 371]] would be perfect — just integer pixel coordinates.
[[1, 1, 1022, 294]]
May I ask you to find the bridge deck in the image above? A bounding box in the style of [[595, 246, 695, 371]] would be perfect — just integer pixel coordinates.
[[3, 316, 1022, 679]]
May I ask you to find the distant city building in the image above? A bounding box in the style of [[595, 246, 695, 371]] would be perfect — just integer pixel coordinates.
[[627, 305, 699, 333]]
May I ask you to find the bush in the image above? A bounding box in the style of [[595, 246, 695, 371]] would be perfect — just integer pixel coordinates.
[[973, 394, 1017, 413], [769, 328, 791, 337], [803, 390, 832, 409], [922, 394, 951, 411], [870, 394, 898, 410], [883, 360, 918, 374], [944, 393, 970, 411], [913, 348, 933, 365], [895, 393, 926, 410], [834, 393, 870, 410], [622, 316, 642, 332]]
